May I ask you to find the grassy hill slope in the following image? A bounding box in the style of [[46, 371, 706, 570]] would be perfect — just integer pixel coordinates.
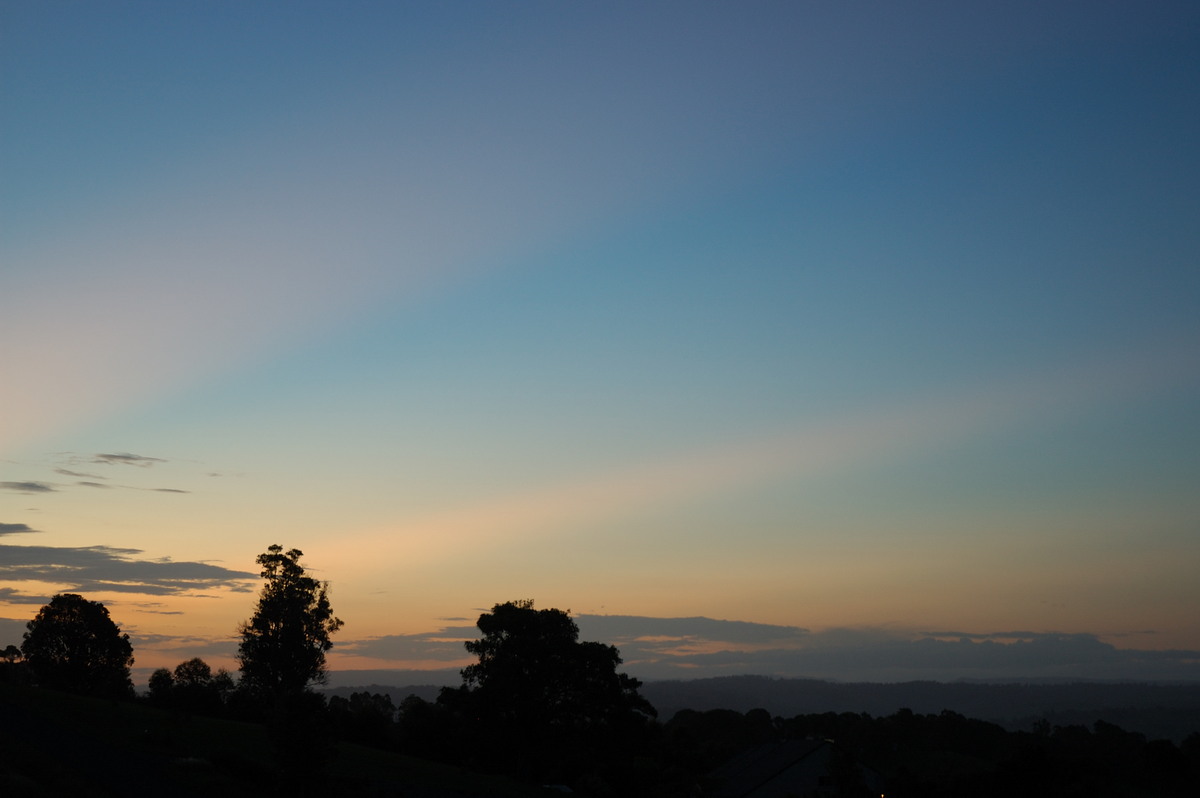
[[0, 681, 553, 797]]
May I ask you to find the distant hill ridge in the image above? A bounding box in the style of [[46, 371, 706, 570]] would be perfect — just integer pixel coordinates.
[[323, 673, 1200, 743]]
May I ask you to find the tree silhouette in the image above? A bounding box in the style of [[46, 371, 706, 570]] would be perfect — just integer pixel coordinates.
[[440, 599, 655, 782], [237, 545, 343, 698], [172, 657, 227, 714], [328, 690, 396, 748], [21, 593, 133, 697], [0, 643, 26, 684], [237, 545, 342, 788], [147, 660, 237, 715], [147, 667, 174, 705], [173, 655, 213, 687]]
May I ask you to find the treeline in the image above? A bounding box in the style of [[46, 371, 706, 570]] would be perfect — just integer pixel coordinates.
[[643, 674, 1200, 741], [7, 653, 1199, 797], [770, 707, 1200, 798], [4, 545, 1199, 796], [111, 671, 1200, 797], [1, 547, 664, 793]]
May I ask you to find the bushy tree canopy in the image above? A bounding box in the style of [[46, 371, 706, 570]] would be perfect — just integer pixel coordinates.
[[460, 599, 655, 727], [22, 593, 133, 697], [173, 656, 212, 687], [441, 599, 655, 781], [147, 667, 174, 704], [237, 545, 343, 698], [148, 657, 234, 714]]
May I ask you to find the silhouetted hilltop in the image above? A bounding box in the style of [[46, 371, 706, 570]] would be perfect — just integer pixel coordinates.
[[640, 676, 1200, 742], [325, 672, 1200, 743], [325, 681, 444, 704], [326, 668, 460, 689], [322, 668, 457, 705]]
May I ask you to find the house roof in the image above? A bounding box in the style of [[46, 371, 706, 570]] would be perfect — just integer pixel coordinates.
[[708, 738, 830, 798]]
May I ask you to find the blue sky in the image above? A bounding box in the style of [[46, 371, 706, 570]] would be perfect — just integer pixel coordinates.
[[2, 1, 1199, 681]]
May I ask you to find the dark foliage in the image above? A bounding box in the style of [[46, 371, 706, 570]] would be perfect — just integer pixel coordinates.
[[0, 643, 30, 685], [388, 690, 1200, 796], [0, 678, 550, 797], [328, 690, 396, 748], [267, 689, 337, 794], [436, 599, 657, 785], [762, 707, 1197, 798], [663, 707, 779, 772], [146, 657, 236, 716], [237, 545, 343, 699], [235, 545, 343, 787], [21, 593, 134, 698], [395, 694, 459, 759], [641, 676, 1200, 741], [148, 666, 174, 704]]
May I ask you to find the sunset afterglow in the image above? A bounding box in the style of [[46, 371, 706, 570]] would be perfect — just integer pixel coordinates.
[[3, 2, 1198, 685]]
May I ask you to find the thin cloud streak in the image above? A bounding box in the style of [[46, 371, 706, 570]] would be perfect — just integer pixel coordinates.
[[0, 481, 55, 493], [0, 544, 257, 599], [92, 453, 167, 467], [331, 614, 1200, 683], [53, 467, 104, 479], [1, 453, 194, 496], [0, 587, 52, 605], [126, 632, 239, 662]]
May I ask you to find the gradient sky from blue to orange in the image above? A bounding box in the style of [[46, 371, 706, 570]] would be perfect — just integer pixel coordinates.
[[2, 2, 1199, 682]]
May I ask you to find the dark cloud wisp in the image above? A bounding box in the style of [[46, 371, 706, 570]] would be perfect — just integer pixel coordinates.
[[0, 586, 53, 605], [0, 481, 55, 493], [54, 467, 105, 479], [340, 626, 479, 662], [92, 453, 166, 467], [5, 454, 193, 496], [0, 522, 40, 536], [0, 544, 256, 599], [338, 615, 1200, 683]]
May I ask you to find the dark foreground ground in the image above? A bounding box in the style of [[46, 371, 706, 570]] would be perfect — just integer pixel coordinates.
[[0, 680, 555, 798], [7, 677, 1200, 797]]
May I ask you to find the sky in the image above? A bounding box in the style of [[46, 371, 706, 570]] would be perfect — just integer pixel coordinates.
[[2, 1, 1199, 685]]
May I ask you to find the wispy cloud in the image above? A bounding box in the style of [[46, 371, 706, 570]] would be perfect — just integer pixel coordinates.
[[54, 467, 105, 479], [0, 544, 256, 599], [0, 522, 40, 536], [0, 482, 55, 494], [92, 453, 167, 467], [0, 586, 52, 605], [74, 481, 190, 494], [2, 454, 193, 496], [606, 624, 1200, 683], [339, 627, 477, 662], [134, 604, 186, 616], [126, 631, 239, 659], [579, 615, 810, 647], [335, 614, 1200, 683]]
